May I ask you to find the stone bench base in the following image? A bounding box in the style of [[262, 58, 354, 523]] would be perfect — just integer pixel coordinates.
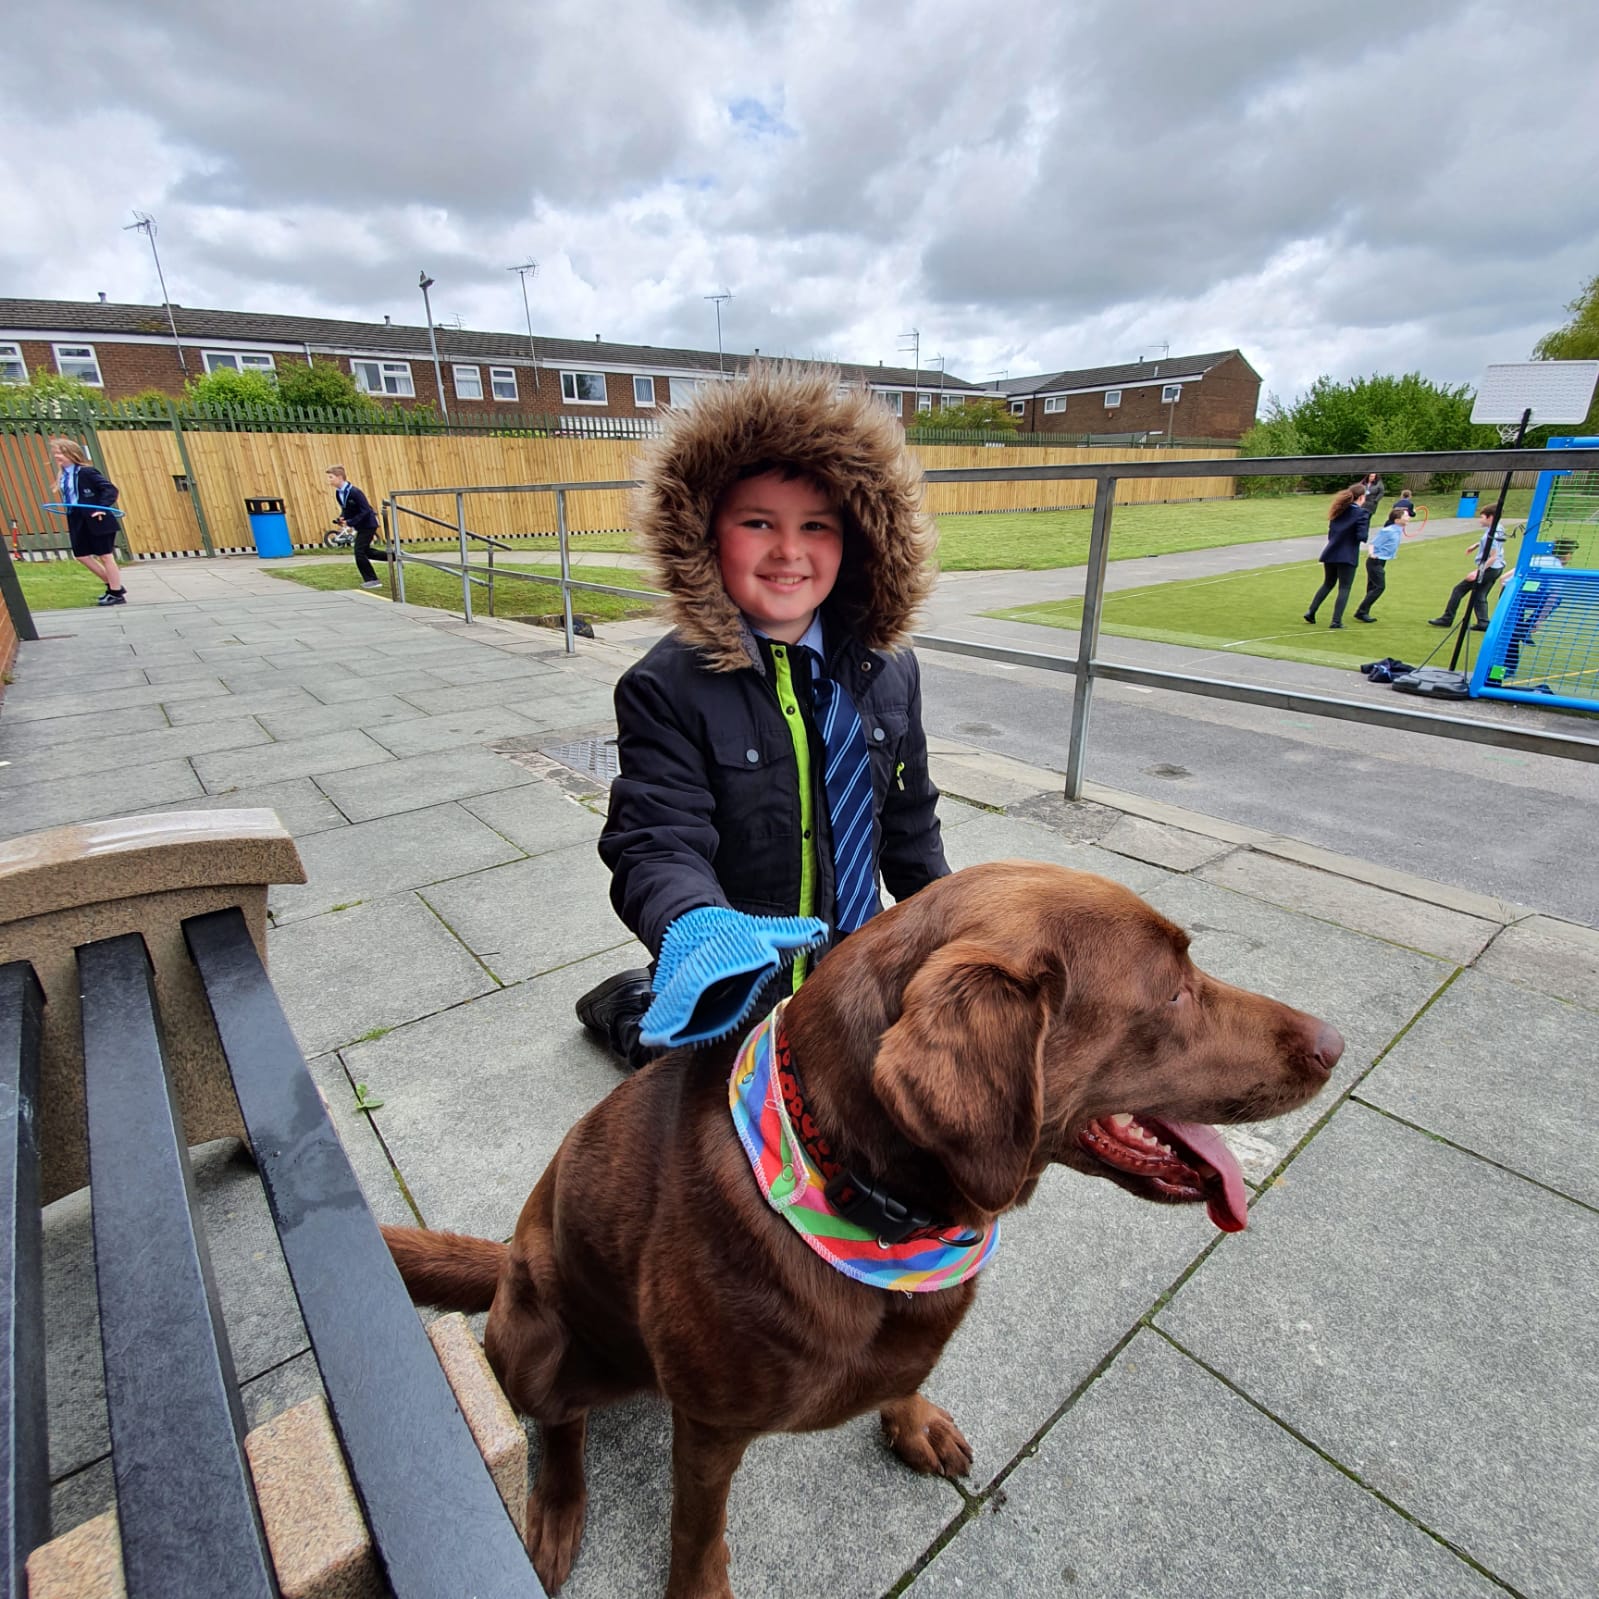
[[27, 1314, 528, 1599]]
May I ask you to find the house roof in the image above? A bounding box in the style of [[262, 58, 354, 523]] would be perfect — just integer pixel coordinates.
[[0, 298, 984, 391], [994, 350, 1255, 398]]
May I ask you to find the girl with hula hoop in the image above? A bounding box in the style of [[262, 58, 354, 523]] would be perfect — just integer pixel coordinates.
[[47, 438, 129, 605]]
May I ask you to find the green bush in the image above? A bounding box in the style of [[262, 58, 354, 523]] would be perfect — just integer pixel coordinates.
[[1236, 400, 1304, 496]]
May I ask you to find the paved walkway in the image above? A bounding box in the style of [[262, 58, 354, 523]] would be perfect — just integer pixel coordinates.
[[8, 558, 1597, 1598]]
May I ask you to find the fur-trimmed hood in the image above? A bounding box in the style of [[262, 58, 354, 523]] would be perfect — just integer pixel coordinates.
[[634, 364, 937, 672]]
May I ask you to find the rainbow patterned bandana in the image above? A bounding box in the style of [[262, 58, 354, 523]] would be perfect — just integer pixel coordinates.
[[729, 1005, 999, 1292]]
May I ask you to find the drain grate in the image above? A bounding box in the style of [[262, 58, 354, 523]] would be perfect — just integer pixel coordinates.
[[541, 736, 621, 787]]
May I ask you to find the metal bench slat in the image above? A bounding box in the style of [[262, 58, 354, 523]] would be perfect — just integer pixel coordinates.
[[184, 908, 541, 1598], [77, 934, 278, 1599], [1, 962, 47, 1599]]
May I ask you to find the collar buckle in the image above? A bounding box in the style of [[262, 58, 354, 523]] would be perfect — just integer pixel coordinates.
[[823, 1169, 937, 1246]]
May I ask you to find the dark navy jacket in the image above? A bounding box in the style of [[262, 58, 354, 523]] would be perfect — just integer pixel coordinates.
[[64, 464, 119, 538], [1318, 503, 1371, 566], [336, 482, 380, 533], [600, 613, 948, 958]]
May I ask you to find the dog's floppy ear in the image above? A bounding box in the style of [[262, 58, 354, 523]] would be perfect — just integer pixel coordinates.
[[871, 940, 1049, 1216]]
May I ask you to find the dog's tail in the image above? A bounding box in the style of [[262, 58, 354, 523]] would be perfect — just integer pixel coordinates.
[[381, 1224, 507, 1312]]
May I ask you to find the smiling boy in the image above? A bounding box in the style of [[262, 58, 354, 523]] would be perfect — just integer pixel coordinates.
[[576, 366, 949, 1068]]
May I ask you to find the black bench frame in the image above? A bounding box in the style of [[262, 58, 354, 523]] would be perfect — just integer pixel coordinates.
[[2, 908, 543, 1598]]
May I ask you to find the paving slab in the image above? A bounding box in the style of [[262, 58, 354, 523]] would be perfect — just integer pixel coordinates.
[[305, 1050, 416, 1229], [267, 892, 500, 1056], [340, 950, 639, 1238], [1197, 848, 1500, 963], [134, 776, 350, 837], [1096, 812, 1234, 872], [140, 657, 263, 685], [1474, 914, 1599, 1010], [0, 677, 230, 723], [160, 685, 323, 726], [908, 1330, 1503, 1599], [192, 727, 395, 792], [363, 703, 549, 758], [419, 841, 623, 982], [394, 676, 578, 717], [928, 748, 1058, 810], [312, 742, 535, 822], [459, 780, 606, 855], [1140, 875, 1452, 1180], [0, 701, 169, 752], [1359, 969, 1599, 1205], [12, 665, 153, 696], [269, 800, 526, 923], [304, 667, 451, 703], [939, 812, 1171, 894], [1157, 1104, 1599, 1599], [251, 693, 426, 741], [2, 715, 271, 788], [0, 758, 205, 836]]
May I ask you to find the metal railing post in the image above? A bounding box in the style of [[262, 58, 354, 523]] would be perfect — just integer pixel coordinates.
[[455, 491, 472, 624], [1064, 475, 1117, 800], [383, 499, 405, 603], [556, 489, 576, 653]]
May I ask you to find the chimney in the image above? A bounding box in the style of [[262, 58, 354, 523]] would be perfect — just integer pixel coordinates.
[[384, 314, 391, 325], [595, 334, 601, 342], [98, 291, 107, 303]]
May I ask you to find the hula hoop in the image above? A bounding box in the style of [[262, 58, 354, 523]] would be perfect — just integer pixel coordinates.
[[1413, 504, 1429, 527], [40, 501, 126, 518]]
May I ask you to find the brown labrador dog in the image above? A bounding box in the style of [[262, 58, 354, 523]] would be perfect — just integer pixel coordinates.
[[384, 862, 1341, 1597]]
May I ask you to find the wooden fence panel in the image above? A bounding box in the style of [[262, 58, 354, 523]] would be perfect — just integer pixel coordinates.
[[916, 445, 1237, 513], [96, 432, 204, 555]]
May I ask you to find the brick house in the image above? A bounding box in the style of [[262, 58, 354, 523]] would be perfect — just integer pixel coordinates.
[[994, 351, 1261, 441], [0, 298, 987, 428]]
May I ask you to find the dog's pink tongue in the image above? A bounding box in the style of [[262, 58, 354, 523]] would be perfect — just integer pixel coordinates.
[[1148, 1118, 1250, 1233]]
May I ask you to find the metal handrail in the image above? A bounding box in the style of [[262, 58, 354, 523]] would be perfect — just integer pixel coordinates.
[[385, 446, 1599, 794]]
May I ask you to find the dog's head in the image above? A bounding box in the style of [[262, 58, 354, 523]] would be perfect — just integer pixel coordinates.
[[784, 861, 1341, 1233]]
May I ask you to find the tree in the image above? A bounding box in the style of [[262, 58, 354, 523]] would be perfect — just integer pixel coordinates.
[[0, 370, 102, 413], [1533, 272, 1599, 431], [906, 397, 1020, 435], [1236, 397, 1304, 497], [276, 359, 381, 414], [184, 366, 281, 410]]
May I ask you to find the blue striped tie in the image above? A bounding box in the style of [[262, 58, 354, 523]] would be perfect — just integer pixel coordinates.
[[812, 671, 880, 933]]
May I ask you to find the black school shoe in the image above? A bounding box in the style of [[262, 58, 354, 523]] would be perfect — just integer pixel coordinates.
[[576, 968, 655, 1069], [1353, 613, 1377, 622], [96, 589, 127, 606], [1427, 617, 1452, 627]]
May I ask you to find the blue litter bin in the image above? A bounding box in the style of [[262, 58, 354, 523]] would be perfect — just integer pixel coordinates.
[[1456, 491, 1480, 518], [244, 496, 293, 558]]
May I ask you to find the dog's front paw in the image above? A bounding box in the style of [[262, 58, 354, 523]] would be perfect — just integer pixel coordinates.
[[880, 1393, 973, 1478], [526, 1486, 587, 1593]]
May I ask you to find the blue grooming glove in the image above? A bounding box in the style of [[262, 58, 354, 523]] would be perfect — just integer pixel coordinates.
[[639, 907, 829, 1049]]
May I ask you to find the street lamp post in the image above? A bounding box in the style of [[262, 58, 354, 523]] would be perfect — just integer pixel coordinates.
[[419, 272, 448, 421], [508, 260, 540, 396]]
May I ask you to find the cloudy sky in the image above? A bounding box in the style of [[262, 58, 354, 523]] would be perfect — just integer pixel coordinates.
[[6, 0, 1595, 404]]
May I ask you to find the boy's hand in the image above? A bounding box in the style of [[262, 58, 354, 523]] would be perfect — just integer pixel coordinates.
[[639, 907, 828, 1049]]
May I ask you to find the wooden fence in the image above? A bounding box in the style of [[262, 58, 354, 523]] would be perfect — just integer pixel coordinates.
[[1, 422, 1238, 559]]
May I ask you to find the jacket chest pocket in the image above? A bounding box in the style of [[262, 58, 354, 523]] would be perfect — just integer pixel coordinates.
[[706, 724, 796, 846], [861, 707, 909, 795]]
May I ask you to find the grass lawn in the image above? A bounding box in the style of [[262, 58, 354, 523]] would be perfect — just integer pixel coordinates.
[[267, 559, 663, 624], [398, 532, 639, 556], [11, 561, 110, 610], [988, 536, 1522, 674], [933, 488, 1532, 571]]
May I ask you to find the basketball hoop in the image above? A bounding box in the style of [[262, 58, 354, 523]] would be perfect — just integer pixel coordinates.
[[1496, 423, 1524, 445]]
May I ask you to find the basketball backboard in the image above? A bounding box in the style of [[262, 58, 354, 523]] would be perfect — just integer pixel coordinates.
[[1471, 361, 1599, 425]]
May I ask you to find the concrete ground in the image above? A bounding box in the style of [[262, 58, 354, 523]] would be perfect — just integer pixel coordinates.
[[7, 555, 1597, 1598]]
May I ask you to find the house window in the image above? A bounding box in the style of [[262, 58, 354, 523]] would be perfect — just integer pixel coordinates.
[[202, 350, 276, 376], [633, 375, 656, 406], [490, 367, 519, 401], [54, 345, 103, 386], [916, 394, 933, 413], [1043, 396, 1067, 414], [453, 365, 484, 400], [940, 393, 963, 409], [0, 342, 26, 384], [1009, 400, 1025, 417], [1103, 389, 1122, 408], [561, 370, 607, 404], [351, 359, 415, 398], [669, 377, 701, 406], [881, 391, 903, 416], [1161, 383, 1182, 403]]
